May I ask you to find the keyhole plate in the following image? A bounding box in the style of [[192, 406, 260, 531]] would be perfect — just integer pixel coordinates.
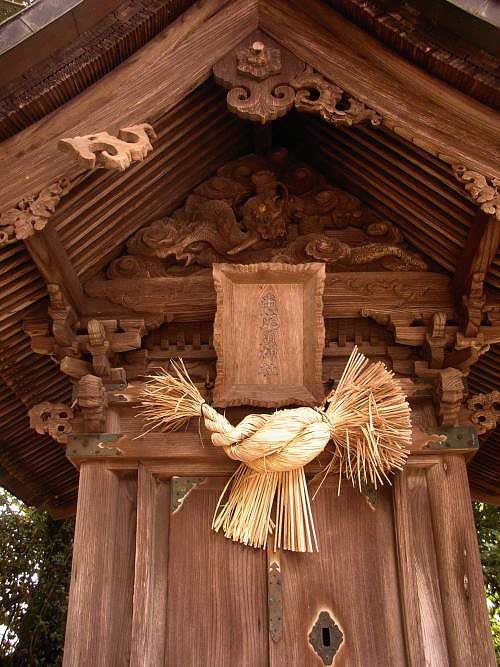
[[309, 610, 343, 665]]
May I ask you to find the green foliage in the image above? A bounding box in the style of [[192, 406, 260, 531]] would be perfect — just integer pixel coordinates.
[[473, 501, 500, 661], [0, 2, 31, 26], [0, 489, 74, 666]]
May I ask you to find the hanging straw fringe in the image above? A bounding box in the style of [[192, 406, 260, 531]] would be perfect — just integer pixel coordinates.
[[139, 348, 411, 552]]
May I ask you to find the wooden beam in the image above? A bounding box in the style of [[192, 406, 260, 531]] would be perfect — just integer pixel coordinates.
[[259, 0, 500, 176], [85, 271, 454, 322], [66, 426, 477, 470], [24, 225, 87, 313], [454, 210, 500, 296], [0, 0, 259, 211]]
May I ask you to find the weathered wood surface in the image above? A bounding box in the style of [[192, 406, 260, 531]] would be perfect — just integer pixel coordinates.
[[426, 456, 496, 666], [394, 468, 449, 666], [2, 0, 499, 218], [63, 465, 137, 667], [165, 477, 269, 665], [0, 0, 259, 212], [270, 482, 407, 665], [129, 467, 170, 667], [260, 0, 500, 176], [62, 456, 493, 664]]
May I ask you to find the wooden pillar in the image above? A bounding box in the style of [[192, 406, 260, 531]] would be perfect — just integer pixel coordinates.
[[129, 466, 170, 667], [426, 456, 495, 667], [63, 464, 137, 667], [395, 455, 496, 667]]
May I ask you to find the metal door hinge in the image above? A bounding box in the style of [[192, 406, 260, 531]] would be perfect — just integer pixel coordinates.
[[268, 562, 283, 642], [170, 477, 206, 513]]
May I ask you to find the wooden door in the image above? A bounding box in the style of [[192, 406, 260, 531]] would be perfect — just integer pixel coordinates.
[[269, 482, 407, 666], [164, 477, 269, 666], [64, 456, 495, 666], [145, 475, 406, 666]]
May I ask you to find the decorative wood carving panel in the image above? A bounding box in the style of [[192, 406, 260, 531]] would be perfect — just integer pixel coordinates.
[[101, 150, 427, 281], [212, 262, 325, 407]]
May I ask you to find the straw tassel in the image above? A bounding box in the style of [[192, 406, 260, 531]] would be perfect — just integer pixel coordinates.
[[139, 347, 411, 552]]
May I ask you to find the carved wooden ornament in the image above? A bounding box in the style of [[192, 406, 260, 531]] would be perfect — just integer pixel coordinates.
[[468, 391, 500, 434], [291, 70, 381, 127], [453, 165, 500, 220], [213, 31, 305, 124], [212, 262, 325, 407], [59, 123, 156, 171], [29, 402, 74, 444]]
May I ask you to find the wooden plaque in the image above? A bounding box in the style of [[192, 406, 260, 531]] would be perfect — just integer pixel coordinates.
[[212, 263, 325, 407]]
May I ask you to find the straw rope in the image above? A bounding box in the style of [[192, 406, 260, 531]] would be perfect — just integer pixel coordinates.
[[139, 347, 411, 552]]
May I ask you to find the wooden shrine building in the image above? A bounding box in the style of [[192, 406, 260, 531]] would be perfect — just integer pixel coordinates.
[[0, 0, 499, 664]]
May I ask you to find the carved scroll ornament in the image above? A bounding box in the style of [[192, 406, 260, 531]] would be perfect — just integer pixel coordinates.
[[291, 71, 381, 127], [468, 391, 500, 434], [59, 123, 156, 171], [29, 402, 74, 444], [453, 165, 500, 220], [0, 171, 86, 248], [214, 32, 305, 124]]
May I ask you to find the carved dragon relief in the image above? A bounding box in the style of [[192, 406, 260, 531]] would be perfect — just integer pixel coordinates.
[[103, 150, 428, 280]]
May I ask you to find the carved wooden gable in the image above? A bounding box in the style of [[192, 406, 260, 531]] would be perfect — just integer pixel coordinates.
[[96, 149, 428, 283]]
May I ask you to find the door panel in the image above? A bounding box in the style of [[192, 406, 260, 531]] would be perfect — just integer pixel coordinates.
[[269, 482, 407, 666], [165, 477, 269, 666]]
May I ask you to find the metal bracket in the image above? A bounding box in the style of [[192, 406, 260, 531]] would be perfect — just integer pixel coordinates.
[[423, 426, 479, 451], [361, 481, 377, 510], [170, 477, 206, 513], [268, 562, 283, 642], [66, 433, 122, 457]]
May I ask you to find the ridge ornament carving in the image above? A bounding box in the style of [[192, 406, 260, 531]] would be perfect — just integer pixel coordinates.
[[452, 165, 500, 220], [237, 40, 281, 80], [291, 70, 381, 127], [213, 31, 306, 124]]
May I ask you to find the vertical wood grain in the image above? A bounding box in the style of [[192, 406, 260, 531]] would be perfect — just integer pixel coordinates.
[[394, 468, 449, 666], [63, 464, 137, 666], [426, 456, 496, 666], [130, 467, 170, 667], [270, 482, 406, 666], [165, 477, 268, 666]]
